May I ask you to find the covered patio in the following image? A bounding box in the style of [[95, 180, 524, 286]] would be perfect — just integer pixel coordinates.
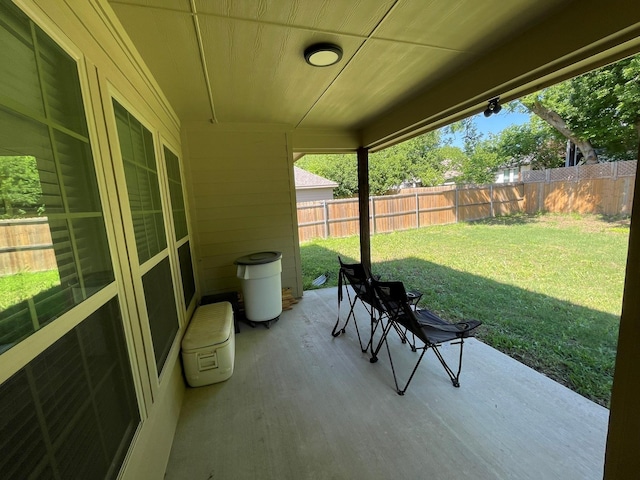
[[166, 287, 608, 480], [2, 1, 639, 478]]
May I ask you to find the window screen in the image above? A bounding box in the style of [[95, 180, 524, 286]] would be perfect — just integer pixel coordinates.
[[178, 241, 196, 307], [0, 298, 139, 479], [113, 101, 166, 264], [142, 257, 179, 370], [114, 105, 179, 372], [164, 146, 188, 241], [0, 2, 113, 353], [164, 146, 196, 307]]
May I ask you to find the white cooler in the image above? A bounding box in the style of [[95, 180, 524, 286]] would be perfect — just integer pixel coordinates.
[[181, 302, 235, 387]]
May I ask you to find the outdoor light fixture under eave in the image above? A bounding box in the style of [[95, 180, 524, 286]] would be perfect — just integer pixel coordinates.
[[484, 97, 502, 117], [304, 43, 343, 67]]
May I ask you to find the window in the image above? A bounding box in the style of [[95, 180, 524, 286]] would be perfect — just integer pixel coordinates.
[[0, 299, 139, 479], [0, 5, 139, 478], [113, 101, 178, 373], [113, 102, 166, 264], [0, 2, 113, 353], [164, 146, 196, 307]]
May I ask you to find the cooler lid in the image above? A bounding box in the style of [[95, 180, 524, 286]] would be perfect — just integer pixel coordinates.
[[234, 251, 282, 265], [182, 302, 233, 352]]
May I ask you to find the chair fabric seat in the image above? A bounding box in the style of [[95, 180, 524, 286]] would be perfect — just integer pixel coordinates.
[[370, 278, 482, 394]]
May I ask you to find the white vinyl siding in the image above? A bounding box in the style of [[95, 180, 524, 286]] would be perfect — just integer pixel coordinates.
[[185, 126, 302, 297]]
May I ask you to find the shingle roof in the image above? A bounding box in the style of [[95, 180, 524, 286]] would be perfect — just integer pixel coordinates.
[[294, 167, 338, 189]]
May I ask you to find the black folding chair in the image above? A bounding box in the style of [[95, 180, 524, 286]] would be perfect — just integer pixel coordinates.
[[370, 279, 482, 395], [332, 257, 387, 353]]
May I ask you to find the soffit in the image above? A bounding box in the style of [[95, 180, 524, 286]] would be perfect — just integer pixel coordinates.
[[108, 0, 640, 149]]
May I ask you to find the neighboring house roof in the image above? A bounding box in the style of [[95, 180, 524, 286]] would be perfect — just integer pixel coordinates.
[[294, 167, 338, 190]]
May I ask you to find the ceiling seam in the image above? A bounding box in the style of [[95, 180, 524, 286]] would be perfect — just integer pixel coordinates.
[[108, 1, 185, 15], [193, 10, 464, 53], [189, 0, 218, 123], [294, 0, 403, 129], [109, 2, 464, 54]]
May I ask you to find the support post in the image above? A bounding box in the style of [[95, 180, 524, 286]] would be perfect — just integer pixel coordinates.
[[604, 142, 640, 478], [357, 147, 371, 271]]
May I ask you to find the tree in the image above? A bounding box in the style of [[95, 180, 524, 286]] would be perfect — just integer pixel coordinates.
[[370, 131, 448, 192], [493, 119, 565, 170], [457, 141, 503, 185], [0, 156, 42, 217], [445, 117, 482, 156], [520, 54, 640, 163], [296, 153, 358, 198], [297, 131, 453, 197]]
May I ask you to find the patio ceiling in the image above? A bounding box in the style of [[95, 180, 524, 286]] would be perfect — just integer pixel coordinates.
[[108, 0, 640, 150]]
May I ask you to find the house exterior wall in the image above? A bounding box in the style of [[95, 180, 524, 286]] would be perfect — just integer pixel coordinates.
[[296, 187, 335, 203], [183, 123, 303, 299], [1, 1, 190, 479]]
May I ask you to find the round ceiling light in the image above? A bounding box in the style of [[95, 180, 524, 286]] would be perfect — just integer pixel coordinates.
[[304, 43, 343, 67]]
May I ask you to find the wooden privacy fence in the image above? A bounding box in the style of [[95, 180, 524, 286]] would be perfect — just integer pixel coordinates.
[[0, 217, 56, 276], [522, 160, 636, 215], [298, 160, 637, 243], [298, 183, 524, 242]]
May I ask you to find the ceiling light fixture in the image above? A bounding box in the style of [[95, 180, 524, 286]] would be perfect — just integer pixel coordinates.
[[484, 97, 502, 117], [304, 43, 343, 67]]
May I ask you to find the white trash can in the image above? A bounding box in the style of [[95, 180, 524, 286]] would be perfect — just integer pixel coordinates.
[[235, 251, 282, 322]]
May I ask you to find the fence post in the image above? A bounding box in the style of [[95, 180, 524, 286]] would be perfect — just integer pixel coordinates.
[[371, 197, 376, 234], [455, 187, 459, 223], [613, 161, 618, 180], [415, 192, 420, 228], [490, 184, 494, 217], [323, 200, 329, 239]]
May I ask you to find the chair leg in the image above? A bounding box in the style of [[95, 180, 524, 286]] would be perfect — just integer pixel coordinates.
[[372, 327, 467, 394], [391, 324, 417, 351], [396, 348, 428, 395], [431, 339, 465, 387], [371, 324, 428, 395], [333, 287, 378, 353], [332, 281, 358, 337], [369, 316, 395, 364], [331, 301, 355, 337]]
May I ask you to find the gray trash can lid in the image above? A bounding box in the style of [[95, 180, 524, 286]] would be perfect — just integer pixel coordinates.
[[235, 251, 282, 265]]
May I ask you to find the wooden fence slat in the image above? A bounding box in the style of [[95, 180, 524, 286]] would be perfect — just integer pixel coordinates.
[[0, 218, 57, 276]]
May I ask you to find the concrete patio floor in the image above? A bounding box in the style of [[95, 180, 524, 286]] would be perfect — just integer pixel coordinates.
[[165, 287, 609, 480]]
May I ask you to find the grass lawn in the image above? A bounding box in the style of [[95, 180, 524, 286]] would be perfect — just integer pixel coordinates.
[[300, 213, 629, 407], [0, 270, 60, 310]]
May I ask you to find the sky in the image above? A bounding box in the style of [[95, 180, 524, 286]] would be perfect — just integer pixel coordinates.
[[450, 109, 531, 147], [475, 110, 531, 137]]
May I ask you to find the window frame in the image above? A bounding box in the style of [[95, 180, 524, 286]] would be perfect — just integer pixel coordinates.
[[102, 90, 185, 396], [160, 140, 198, 316], [0, 5, 139, 404]]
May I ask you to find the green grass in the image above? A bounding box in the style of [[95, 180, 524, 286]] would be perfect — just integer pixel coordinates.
[[301, 213, 629, 407], [0, 270, 60, 310]]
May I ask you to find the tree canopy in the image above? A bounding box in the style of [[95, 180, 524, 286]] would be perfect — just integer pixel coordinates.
[[520, 54, 640, 163], [0, 156, 42, 217], [491, 119, 565, 170], [297, 131, 471, 198]]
